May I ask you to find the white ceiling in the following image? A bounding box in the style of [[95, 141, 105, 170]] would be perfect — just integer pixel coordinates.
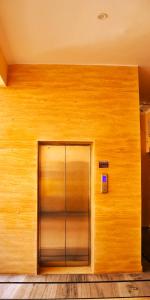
[[0, 0, 150, 99]]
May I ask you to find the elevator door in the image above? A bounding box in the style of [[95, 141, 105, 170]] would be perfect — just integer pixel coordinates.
[[39, 144, 90, 267]]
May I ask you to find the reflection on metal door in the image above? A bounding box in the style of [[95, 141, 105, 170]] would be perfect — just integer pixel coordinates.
[[38, 143, 91, 267], [39, 145, 66, 266], [66, 146, 90, 266]]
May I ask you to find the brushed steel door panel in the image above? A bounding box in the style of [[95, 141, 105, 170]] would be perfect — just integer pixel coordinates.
[[66, 145, 90, 266], [39, 145, 66, 266], [39, 214, 65, 266], [66, 146, 90, 213], [66, 214, 89, 266], [38, 144, 91, 268], [39, 145, 65, 212]]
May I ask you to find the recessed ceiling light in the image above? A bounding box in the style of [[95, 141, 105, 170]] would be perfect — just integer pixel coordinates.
[[97, 12, 108, 20]]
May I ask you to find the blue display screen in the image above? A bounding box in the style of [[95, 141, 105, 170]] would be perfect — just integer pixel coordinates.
[[102, 175, 107, 183]]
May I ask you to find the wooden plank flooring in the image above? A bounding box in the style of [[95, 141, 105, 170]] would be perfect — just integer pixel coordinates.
[[0, 272, 150, 299], [1, 272, 150, 283], [0, 281, 150, 299]]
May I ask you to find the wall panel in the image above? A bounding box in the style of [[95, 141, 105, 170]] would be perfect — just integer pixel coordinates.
[[0, 65, 141, 274]]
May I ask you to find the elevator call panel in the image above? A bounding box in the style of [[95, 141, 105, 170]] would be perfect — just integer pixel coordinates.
[[99, 161, 109, 193], [101, 174, 108, 193]]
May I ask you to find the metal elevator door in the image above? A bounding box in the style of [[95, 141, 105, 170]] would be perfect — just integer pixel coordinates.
[[38, 144, 90, 267]]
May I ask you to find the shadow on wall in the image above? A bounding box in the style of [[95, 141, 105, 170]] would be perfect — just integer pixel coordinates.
[[141, 111, 150, 227], [139, 67, 150, 103]]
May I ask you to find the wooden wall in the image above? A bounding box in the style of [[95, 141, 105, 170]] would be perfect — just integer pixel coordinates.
[[0, 65, 141, 274]]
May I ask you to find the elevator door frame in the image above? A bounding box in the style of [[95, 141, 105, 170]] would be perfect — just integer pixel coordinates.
[[38, 141, 92, 274]]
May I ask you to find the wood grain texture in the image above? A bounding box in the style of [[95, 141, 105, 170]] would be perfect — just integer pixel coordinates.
[[0, 65, 141, 274], [0, 48, 7, 86], [1, 271, 150, 282], [141, 112, 150, 226], [0, 275, 150, 299]]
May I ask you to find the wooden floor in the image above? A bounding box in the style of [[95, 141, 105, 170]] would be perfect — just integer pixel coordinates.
[[0, 270, 150, 299], [0, 229, 150, 299]]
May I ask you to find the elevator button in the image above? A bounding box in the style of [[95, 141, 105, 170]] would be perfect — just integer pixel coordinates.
[[101, 174, 108, 193]]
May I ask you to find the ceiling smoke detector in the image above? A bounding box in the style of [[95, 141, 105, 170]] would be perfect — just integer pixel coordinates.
[[97, 12, 108, 20]]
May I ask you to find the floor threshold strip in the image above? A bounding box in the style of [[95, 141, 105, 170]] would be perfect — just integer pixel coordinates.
[[0, 278, 150, 284]]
